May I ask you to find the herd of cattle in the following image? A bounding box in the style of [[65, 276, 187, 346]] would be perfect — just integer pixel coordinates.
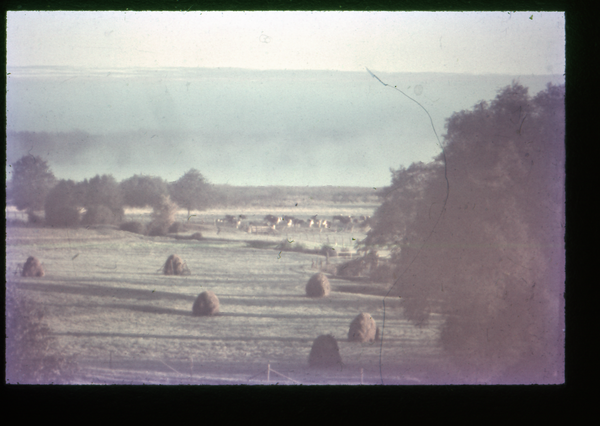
[[214, 214, 372, 234]]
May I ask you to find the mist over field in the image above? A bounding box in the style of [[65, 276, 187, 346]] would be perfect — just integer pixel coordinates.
[[6, 67, 564, 186]]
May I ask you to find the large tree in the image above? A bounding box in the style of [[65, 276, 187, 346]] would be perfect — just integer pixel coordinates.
[[169, 169, 210, 216], [8, 155, 56, 213], [44, 180, 84, 227], [79, 174, 124, 225], [358, 82, 565, 383], [120, 174, 169, 208]]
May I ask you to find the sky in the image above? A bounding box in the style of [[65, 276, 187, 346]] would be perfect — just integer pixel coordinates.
[[6, 12, 565, 187], [7, 11, 565, 74]]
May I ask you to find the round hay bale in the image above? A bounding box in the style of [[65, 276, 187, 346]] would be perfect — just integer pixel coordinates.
[[308, 334, 342, 368], [348, 312, 377, 342], [162, 254, 189, 275], [192, 290, 220, 316], [306, 273, 330, 297], [22, 256, 44, 277], [190, 232, 203, 240]]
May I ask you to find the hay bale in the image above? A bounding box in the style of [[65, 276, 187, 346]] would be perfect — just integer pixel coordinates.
[[22, 256, 44, 277], [190, 232, 203, 240], [308, 334, 342, 368], [348, 313, 377, 342], [162, 254, 189, 275], [192, 290, 220, 316], [306, 273, 330, 297]]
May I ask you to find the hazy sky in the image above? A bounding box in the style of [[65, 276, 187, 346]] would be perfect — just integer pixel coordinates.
[[7, 11, 565, 74], [6, 12, 565, 187]]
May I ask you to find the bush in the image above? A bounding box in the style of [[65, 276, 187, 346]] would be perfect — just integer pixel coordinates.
[[5, 287, 79, 383], [46, 206, 81, 228], [148, 194, 178, 237], [168, 221, 185, 233], [44, 180, 82, 227], [81, 205, 117, 226], [119, 221, 146, 235]]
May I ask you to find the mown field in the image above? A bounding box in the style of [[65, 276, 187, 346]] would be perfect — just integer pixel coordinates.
[[6, 205, 445, 385]]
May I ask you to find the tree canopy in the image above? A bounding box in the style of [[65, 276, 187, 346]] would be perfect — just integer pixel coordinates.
[[120, 174, 169, 208], [358, 82, 565, 382], [44, 179, 85, 227], [9, 155, 56, 212], [169, 169, 211, 215]]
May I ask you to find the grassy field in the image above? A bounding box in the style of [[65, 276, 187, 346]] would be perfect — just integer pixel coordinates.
[[5, 206, 445, 385]]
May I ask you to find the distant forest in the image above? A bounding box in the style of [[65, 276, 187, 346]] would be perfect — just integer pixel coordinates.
[[211, 184, 380, 207]]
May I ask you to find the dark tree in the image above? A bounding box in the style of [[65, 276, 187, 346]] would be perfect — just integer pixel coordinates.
[[359, 82, 565, 383], [120, 174, 169, 208], [44, 180, 84, 227], [78, 175, 124, 224], [169, 169, 210, 216], [8, 155, 56, 213]]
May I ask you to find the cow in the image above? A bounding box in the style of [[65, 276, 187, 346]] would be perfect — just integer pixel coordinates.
[[264, 215, 282, 227]]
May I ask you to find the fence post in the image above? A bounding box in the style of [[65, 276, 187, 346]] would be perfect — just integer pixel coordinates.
[[267, 363, 270, 382]]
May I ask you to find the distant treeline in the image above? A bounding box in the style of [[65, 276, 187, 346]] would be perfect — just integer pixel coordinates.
[[211, 185, 379, 207]]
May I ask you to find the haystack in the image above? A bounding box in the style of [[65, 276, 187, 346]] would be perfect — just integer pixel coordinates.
[[308, 334, 342, 368], [162, 254, 190, 275], [22, 256, 44, 277], [192, 290, 220, 316], [306, 273, 330, 297], [190, 232, 203, 240], [348, 313, 377, 342]]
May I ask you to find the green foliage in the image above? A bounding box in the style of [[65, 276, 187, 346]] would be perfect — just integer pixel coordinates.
[[44, 180, 84, 227], [9, 155, 57, 212], [169, 169, 210, 215], [120, 174, 169, 208], [5, 287, 79, 384], [362, 82, 565, 382]]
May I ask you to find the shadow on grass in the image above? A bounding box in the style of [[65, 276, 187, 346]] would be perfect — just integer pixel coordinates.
[[17, 281, 196, 302]]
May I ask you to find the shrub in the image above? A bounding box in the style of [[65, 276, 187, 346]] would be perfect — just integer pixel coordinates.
[[81, 205, 117, 226], [306, 273, 331, 297], [308, 334, 343, 368], [46, 206, 81, 228], [119, 221, 146, 235], [190, 232, 203, 240], [192, 291, 220, 316], [168, 221, 185, 233], [148, 194, 178, 237], [44, 180, 82, 227], [5, 287, 79, 383]]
